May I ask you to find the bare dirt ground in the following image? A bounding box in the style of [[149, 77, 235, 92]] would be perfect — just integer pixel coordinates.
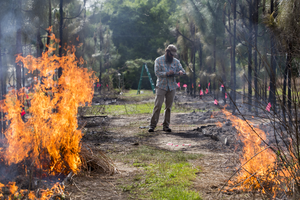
[[65, 93, 269, 200]]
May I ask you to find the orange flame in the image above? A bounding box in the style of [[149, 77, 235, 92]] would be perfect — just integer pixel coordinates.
[[1, 32, 96, 176], [0, 181, 65, 199], [221, 109, 280, 193], [8, 182, 18, 195]]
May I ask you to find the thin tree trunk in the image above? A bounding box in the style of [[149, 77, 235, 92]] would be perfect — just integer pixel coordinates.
[[254, 0, 259, 115], [35, 29, 43, 86], [58, 0, 63, 78], [198, 42, 202, 76], [2, 50, 7, 133], [213, 36, 216, 99], [232, 0, 237, 113], [282, 48, 289, 123], [198, 42, 202, 98], [46, 0, 52, 52], [269, 0, 277, 112], [0, 22, 2, 135], [228, 6, 233, 106], [16, 29, 22, 92], [193, 46, 196, 98], [99, 23, 104, 94], [248, 0, 253, 112], [23, 38, 26, 88], [82, 0, 86, 68], [287, 50, 292, 118], [191, 22, 196, 97]]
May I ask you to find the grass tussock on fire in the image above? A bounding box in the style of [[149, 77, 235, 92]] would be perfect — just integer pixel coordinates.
[[219, 75, 300, 199], [0, 31, 115, 199]]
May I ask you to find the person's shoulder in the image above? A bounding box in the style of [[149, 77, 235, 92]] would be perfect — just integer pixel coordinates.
[[155, 55, 165, 62]]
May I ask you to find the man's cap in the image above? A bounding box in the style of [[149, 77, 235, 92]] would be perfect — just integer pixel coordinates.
[[166, 44, 178, 56]]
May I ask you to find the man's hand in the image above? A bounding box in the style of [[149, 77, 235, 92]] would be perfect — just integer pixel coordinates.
[[167, 70, 174, 76], [179, 70, 184, 76]]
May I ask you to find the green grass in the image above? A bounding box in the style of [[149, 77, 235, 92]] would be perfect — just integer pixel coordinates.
[[85, 102, 194, 116], [83, 90, 195, 116], [143, 163, 201, 200], [105, 103, 153, 115], [121, 89, 155, 101], [123, 89, 155, 97], [111, 146, 202, 200]]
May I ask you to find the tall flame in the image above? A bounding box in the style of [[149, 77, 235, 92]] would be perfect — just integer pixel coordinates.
[[1, 32, 96, 175], [221, 109, 280, 193]]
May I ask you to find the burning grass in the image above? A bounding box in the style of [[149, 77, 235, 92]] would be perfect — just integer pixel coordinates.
[[217, 108, 293, 198], [0, 30, 115, 199]]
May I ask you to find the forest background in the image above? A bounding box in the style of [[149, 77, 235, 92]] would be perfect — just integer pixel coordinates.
[[0, 0, 299, 124]]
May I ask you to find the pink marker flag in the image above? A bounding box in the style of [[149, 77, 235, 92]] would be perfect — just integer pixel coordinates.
[[268, 86, 270, 91], [21, 110, 26, 116], [166, 143, 173, 146], [225, 92, 227, 99], [266, 102, 271, 112], [221, 84, 224, 88], [198, 84, 200, 87], [205, 88, 208, 94], [106, 84, 108, 87], [200, 89, 203, 95], [183, 84, 187, 88], [97, 83, 101, 87], [177, 82, 180, 87], [26, 94, 29, 99], [214, 99, 218, 105]]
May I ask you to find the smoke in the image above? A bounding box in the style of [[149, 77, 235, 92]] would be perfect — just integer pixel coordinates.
[[0, 12, 18, 48]]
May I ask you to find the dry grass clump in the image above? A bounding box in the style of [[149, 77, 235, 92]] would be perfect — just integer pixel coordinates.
[[80, 144, 118, 175]]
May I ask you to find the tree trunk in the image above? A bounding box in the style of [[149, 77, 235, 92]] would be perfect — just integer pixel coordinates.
[[46, 0, 52, 52], [35, 29, 43, 87], [247, 0, 253, 112], [0, 22, 2, 135], [198, 42, 202, 88], [213, 36, 216, 99], [227, 6, 233, 106], [82, 0, 86, 68], [254, 0, 259, 115], [58, 0, 63, 78], [269, 0, 277, 112], [191, 22, 196, 97], [282, 45, 290, 123], [287, 47, 292, 119], [16, 29, 22, 92], [99, 23, 104, 94], [23, 38, 26, 88], [231, 0, 237, 113], [193, 46, 196, 98]]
